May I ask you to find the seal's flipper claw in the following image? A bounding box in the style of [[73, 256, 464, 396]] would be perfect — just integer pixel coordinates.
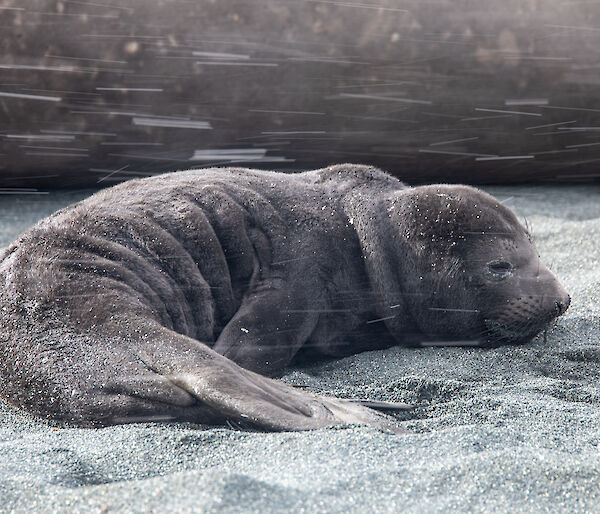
[[346, 399, 414, 411], [319, 398, 408, 434]]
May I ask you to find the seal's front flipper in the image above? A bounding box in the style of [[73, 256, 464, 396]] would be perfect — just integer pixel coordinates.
[[347, 399, 414, 411], [212, 278, 319, 376]]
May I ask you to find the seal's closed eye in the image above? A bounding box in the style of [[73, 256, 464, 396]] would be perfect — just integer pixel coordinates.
[[487, 260, 513, 279]]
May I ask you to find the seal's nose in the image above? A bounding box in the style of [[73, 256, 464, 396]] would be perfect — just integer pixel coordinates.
[[555, 295, 571, 316]]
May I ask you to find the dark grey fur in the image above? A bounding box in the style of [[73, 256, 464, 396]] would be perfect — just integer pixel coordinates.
[[0, 165, 569, 431]]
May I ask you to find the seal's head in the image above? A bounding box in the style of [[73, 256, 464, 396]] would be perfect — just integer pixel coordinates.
[[385, 185, 570, 347]]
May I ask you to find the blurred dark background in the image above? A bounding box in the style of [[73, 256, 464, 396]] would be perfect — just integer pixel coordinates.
[[2, 0, 600, 188]]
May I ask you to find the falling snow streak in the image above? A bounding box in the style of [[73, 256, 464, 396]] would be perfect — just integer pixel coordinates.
[[19, 146, 89, 151], [89, 168, 162, 179], [106, 153, 194, 162], [545, 23, 600, 31], [0, 188, 49, 195], [0, 63, 134, 75], [532, 149, 578, 156], [249, 109, 326, 115], [503, 56, 572, 61], [531, 131, 581, 137], [565, 142, 600, 148], [70, 111, 191, 119], [525, 120, 577, 130], [189, 149, 267, 161], [473, 108, 543, 117], [304, 1, 409, 12], [100, 142, 164, 146], [459, 115, 515, 122], [419, 149, 498, 158], [429, 137, 480, 147], [540, 105, 600, 113], [0, 64, 77, 72], [475, 155, 535, 161], [366, 315, 398, 324], [189, 157, 295, 165], [94, 165, 130, 184], [25, 12, 121, 19], [334, 93, 433, 105], [132, 118, 212, 130], [40, 130, 117, 137], [261, 131, 326, 135], [22, 88, 102, 96], [46, 55, 128, 65], [61, 1, 134, 12], [558, 126, 600, 131], [194, 61, 278, 67], [5, 135, 75, 141], [192, 51, 250, 60], [25, 152, 90, 158], [96, 88, 164, 92], [0, 91, 62, 102], [289, 57, 371, 65], [505, 99, 549, 106]]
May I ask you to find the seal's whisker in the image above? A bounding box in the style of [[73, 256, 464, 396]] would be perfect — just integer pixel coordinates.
[[420, 340, 484, 347]]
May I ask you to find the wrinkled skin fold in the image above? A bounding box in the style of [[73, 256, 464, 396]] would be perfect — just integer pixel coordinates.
[[0, 165, 570, 431]]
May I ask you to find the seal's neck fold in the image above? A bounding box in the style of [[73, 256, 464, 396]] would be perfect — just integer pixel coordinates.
[[341, 188, 416, 341]]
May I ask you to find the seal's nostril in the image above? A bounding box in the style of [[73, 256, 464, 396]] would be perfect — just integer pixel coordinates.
[[555, 296, 571, 316]]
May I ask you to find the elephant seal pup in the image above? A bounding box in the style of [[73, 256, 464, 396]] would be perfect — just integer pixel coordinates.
[[0, 165, 570, 430]]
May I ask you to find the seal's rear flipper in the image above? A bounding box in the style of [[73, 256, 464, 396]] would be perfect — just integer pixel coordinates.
[[168, 364, 406, 433], [96, 374, 410, 430], [93, 320, 406, 433]]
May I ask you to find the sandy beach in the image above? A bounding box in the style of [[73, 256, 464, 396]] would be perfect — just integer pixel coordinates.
[[1, 183, 598, 513]]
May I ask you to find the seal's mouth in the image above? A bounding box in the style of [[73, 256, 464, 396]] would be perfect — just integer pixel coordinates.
[[482, 319, 536, 346], [483, 315, 559, 347]]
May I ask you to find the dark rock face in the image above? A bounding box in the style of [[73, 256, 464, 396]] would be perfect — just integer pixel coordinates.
[[1, 0, 600, 187]]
